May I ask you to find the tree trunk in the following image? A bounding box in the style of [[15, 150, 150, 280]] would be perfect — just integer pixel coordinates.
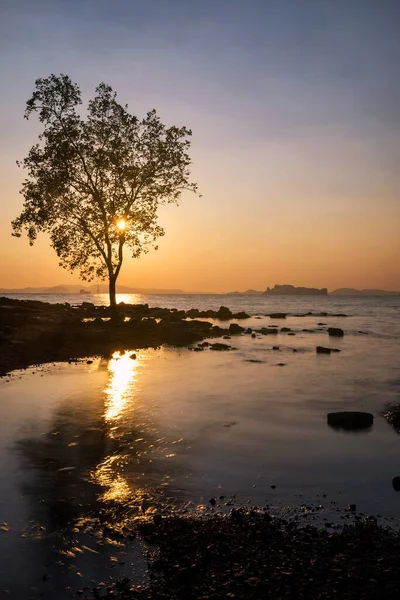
[[109, 275, 118, 323]]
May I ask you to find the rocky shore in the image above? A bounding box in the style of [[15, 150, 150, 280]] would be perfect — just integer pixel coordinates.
[[91, 509, 400, 599], [0, 297, 251, 376], [0, 297, 348, 376]]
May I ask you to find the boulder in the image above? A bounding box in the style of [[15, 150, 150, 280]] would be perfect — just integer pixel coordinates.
[[216, 306, 233, 320], [210, 343, 233, 351], [327, 411, 373, 431], [229, 323, 244, 334], [269, 313, 287, 319], [328, 327, 344, 337], [233, 311, 250, 319], [81, 301, 95, 309], [383, 403, 400, 433], [281, 327, 291, 332], [316, 346, 332, 354], [260, 328, 278, 335], [392, 477, 400, 491]]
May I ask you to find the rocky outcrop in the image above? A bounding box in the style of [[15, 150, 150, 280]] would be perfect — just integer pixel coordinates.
[[327, 411, 373, 431], [328, 327, 344, 337], [383, 404, 400, 433]]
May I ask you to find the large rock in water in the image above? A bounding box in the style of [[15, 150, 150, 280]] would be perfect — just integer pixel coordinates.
[[229, 323, 244, 334], [328, 327, 344, 337], [216, 306, 233, 320], [269, 313, 287, 319], [383, 403, 400, 433], [327, 411, 373, 431]]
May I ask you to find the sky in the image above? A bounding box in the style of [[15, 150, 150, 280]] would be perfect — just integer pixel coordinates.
[[0, 0, 399, 292]]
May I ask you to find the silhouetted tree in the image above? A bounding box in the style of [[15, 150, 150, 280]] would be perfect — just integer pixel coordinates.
[[12, 74, 197, 318]]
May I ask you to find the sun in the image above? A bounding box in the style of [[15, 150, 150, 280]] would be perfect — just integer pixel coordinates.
[[116, 219, 126, 231]]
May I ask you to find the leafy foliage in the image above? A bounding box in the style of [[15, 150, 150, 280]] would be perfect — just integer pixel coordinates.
[[12, 74, 197, 294]]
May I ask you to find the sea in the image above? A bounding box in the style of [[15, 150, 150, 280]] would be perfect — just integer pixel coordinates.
[[0, 292, 399, 598]]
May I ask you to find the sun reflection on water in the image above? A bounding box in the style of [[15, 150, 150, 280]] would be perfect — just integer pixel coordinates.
[[104, 351, 138, 423]]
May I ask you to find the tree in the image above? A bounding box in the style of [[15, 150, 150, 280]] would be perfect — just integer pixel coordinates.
[[12, 74, 197, 318]]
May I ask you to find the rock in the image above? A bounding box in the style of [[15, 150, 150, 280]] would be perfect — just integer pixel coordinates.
[[383, 403, 400, 433], [245, 328, 252, 334], [210, 343, 233, 351], [130, 353, 137, 359], [318, 322, 327, 325], [233, 311, 250, 319], [327, 411, 373, 431], [223, 335, 231, 339], [251, 333, 256, 338], [392, 477, 400, 491], [328, 327, 344, 337], [229, 323, 244, 334], [198, 341, 210, 347], [346, 504, 357, 512], [216, 306, 233, 320], [209, 498, 216, 506], [288, 332, 295, 336], [81, 301, 95, 309], [316, 346, 332, 354], [260, 328, 278, 335], [269, 313, 287, 319], [281, 327, 291, 332], [272, 346, 280, 350]]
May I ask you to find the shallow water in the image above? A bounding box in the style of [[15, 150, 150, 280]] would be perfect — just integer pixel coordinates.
[[0, 302, 400, 598]]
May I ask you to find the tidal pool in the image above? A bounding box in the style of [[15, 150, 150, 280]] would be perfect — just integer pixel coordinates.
[[0, 315, 399, 598]]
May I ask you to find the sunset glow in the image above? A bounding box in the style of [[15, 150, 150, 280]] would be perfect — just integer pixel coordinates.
[[116, 219, 126, 231]]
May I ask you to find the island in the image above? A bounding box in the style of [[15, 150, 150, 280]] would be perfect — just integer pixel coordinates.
[[263, 284, 328, 296]]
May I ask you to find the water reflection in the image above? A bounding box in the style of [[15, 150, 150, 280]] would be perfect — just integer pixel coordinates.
[[104, 351, 139, 424]]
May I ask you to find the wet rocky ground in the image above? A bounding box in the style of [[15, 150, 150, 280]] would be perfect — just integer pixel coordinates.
[[88, 509, 400, 600], [0, 297, 350, 377], [0, 297, 250, 376]]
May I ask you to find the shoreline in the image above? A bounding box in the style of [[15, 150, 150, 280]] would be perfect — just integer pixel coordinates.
[[0, 296, 350, 377], [95, 509, 400, 599]]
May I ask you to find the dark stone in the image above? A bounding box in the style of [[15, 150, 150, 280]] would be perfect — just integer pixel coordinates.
[[260, 328, 278, 335], [223, 335, 231, 339], [210, 343, 232, 351], [245, 328, 252, 334], [316, 346, 332, 354], [81, 301, 95, 309], [281, 327, 291, 332], [216, 306, 233, 320], [327, 411, 373, 431], [198, 341, 210, 347], [328, 327, 344, 337], [383, 403, 400, 433], [392, 477, 400, 491], [272, 346, 280, 350], [209, 498, 216, 506], [270, 313, 287, 319], [130, 353, 137, 359], [233, 311, 250, 319], [346, 504, 357, 512], [251, 333, 256, 338], [229, 323, 244, 334], [318, 322, 327, 326], [288, 332, 295, 336]]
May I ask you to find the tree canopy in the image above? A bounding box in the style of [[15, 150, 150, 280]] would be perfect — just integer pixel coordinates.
[[12, 74, 197, 310]]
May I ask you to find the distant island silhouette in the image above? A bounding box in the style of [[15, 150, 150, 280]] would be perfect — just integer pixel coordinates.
[[263, 285, 328, 296]]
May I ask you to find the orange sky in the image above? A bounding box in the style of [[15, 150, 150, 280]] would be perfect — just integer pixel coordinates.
[[0, 1, 399, 293]]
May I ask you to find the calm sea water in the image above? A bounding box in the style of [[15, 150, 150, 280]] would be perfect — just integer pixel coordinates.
[[0, 293, 399, 598]]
